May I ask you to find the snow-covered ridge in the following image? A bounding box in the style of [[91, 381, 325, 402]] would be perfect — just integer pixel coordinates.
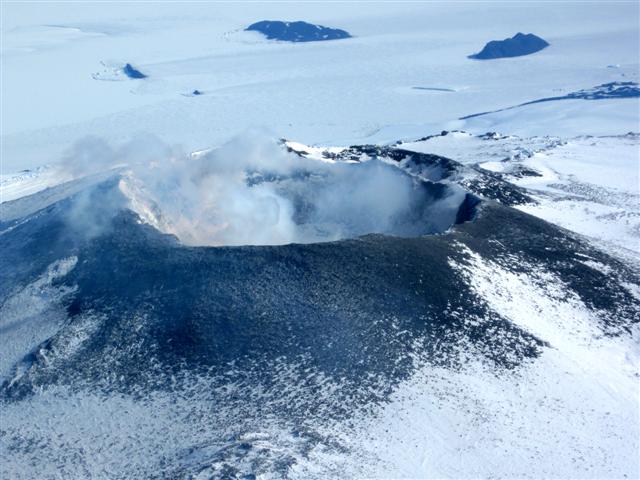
[[3, 132, 637, 257], [400, 130, 640, 260], [0, 166, 71, 204], [461, 82, 640, 120], [284, 141, 349, 163]]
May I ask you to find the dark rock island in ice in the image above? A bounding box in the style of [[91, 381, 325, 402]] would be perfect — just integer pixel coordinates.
[[469, 32, 549, 60], [122, 63, 147, 79], [246, 20, 351, 42]]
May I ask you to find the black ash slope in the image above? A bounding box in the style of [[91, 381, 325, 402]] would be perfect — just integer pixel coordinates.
[[1, 145, 638, 478]]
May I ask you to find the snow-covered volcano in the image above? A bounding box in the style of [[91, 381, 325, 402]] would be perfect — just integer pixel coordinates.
[[1, 2, 639, 479], [0, 137, 475, 247], [1, 133, 638, 479]]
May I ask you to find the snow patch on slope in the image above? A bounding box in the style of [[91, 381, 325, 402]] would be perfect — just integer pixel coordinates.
[[295, 245, 640, 478], [0, 257, 77, 383], [0, 166, 72, 204]]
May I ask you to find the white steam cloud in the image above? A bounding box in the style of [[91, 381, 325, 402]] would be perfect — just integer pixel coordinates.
[[59, 132, 466, 246]]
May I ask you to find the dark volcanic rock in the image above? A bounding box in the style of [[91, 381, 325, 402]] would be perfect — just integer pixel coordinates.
[[1, 144, 638, 478], [0, 187, 538, 403], [2, 166, 637, 403], [469, 32, 549, 60], [123, 63, 147, 79], [246, 20, 351, 42], [461, 81, 640, 120], [563, 81, 640, 100]]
